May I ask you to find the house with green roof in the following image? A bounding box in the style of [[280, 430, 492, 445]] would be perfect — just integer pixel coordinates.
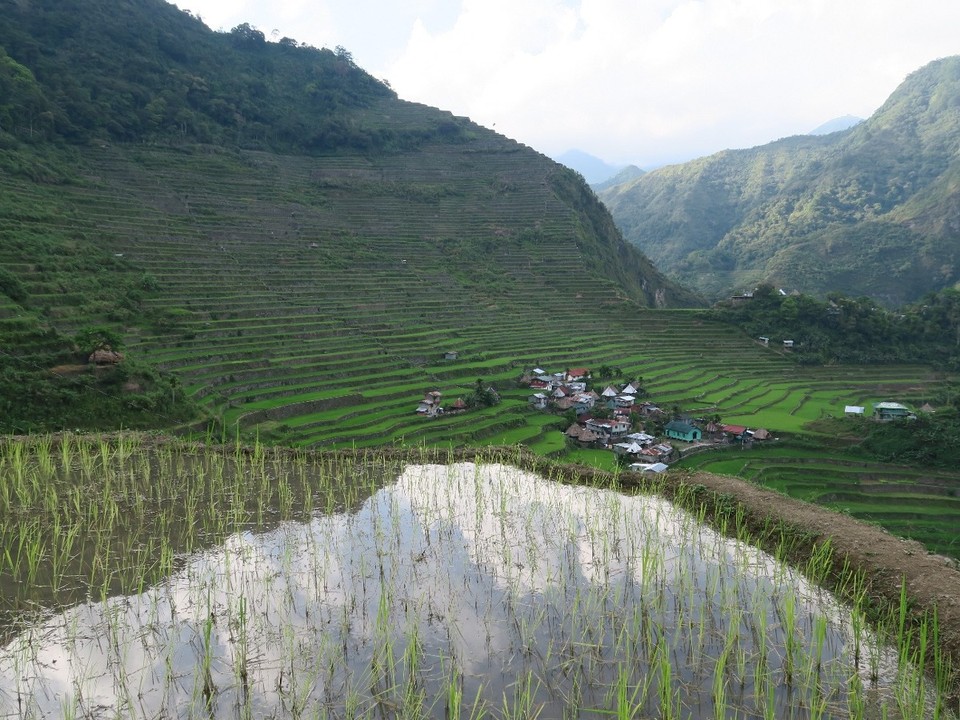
[[664, 420, 702, 442]]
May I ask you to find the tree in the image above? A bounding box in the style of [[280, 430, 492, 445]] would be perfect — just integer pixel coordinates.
[[74, 326, 123, 355], [230, 23, 265, 48], [465, 378, 500, 409], [0, 267, 27, 303]]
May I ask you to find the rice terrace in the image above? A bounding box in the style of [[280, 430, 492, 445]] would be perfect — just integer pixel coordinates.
[[4, 100, 960, 720], [4, 2, 960, 717], [1, 436, 959, 719]]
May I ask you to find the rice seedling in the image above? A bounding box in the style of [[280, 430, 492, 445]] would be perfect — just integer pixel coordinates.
[[0, 439, 955, 719]]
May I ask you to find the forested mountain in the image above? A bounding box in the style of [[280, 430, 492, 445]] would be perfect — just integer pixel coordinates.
[[0, 0, 697, 433], [592, 165, 645, 193], [599, 56, 960, 305]]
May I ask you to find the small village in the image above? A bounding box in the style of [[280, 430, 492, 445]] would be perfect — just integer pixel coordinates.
[[415, 364, 776, 472], [415, 365, 923, 471], [520, 366, 775, 471]]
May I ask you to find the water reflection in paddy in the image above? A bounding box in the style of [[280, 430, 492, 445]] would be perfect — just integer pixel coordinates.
[[0, 463, 945, 719]]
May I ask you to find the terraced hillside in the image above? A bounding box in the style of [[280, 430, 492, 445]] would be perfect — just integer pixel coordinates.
[[4, 120, 949, 447], [677, 446, 960, 560]]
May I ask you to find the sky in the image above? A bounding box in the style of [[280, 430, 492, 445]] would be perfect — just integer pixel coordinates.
[[172, 0, 960, 168]]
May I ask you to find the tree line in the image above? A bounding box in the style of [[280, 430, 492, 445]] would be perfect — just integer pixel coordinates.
[[707, 284, 960, 369]]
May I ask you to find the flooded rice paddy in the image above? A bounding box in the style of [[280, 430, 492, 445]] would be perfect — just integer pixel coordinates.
[[0, 439, 954, 718]]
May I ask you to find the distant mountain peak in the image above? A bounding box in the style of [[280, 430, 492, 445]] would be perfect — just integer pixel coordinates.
[[808, 115, 863, 136], [592, 165, 645, 192], [552, 150, 627, 185]]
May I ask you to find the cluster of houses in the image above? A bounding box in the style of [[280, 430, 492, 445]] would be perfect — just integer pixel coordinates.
[[415, 391, 467, 418], [525, 367, 644, 416], [524, 366, 773, 469], [845, 401, 925, 421]]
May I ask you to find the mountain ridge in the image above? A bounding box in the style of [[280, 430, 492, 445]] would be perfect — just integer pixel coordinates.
[[599, 56, 960, 305]]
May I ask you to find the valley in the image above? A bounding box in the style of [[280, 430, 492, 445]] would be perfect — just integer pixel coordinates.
[[3, 1, 960, 712]]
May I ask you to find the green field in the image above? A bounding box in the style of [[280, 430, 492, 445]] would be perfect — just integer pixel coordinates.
[[676, 444, 960, 560]]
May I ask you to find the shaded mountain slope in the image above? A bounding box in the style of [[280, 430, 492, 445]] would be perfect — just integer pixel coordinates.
[[600, 56, 960, 305]]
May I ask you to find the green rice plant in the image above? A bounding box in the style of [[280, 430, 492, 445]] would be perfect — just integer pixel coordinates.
[[0, 448, 955, 718], [58, 432, 73, 473], [501, 670, 542, 720]]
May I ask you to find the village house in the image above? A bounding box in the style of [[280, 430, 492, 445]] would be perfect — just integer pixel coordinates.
[[585, 417, 630, 443], [628, 462, 669, 473], [625, 432, 656, 445], [613, 441, 647, 457], [416, 390, 443, 417], [565, 423, 600, 446], [637, 443, 673, 462], [664, 420, 702, 442], [573, 393, 596, 414], [721, 424, 748, 439], [566, 367, 590, 382], [704, 421, 723, 439], [89, 348, 124, 365], [444, 350, 459, 361], [873, 401, 915, 421], [528, 392, 549, 410], [636, 402, 664, 419]]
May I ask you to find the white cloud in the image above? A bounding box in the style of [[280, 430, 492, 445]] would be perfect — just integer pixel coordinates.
[[175, 0, 960, 167]]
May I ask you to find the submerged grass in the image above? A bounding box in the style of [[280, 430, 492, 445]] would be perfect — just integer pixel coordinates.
[[0, 434, 956, 718]]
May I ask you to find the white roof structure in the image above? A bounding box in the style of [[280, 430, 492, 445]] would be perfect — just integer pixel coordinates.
[[615, 442, 645, 454], [628, 462, 668, 473], [874, 402, 909, 410], [622, 383, 638, 395], [844, 405, 865, 415]]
